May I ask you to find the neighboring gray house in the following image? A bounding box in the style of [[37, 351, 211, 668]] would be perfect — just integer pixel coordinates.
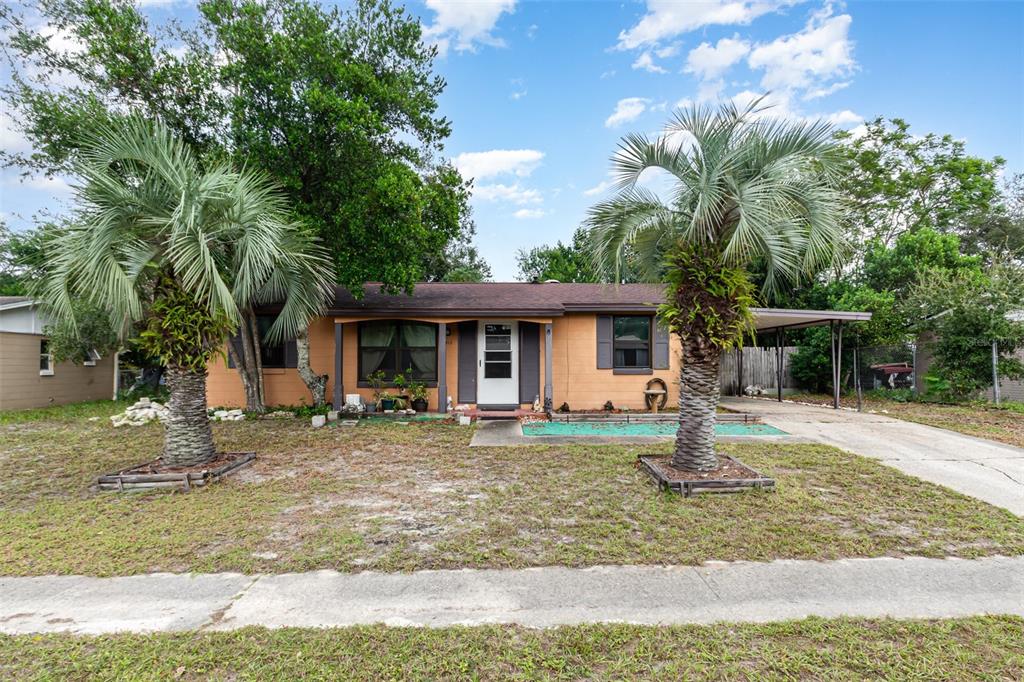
[[0, 297, 117, 410]]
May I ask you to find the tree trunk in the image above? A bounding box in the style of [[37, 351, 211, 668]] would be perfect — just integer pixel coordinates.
[[163, 364, 216, 467], [248, 312, 266, 408], [295, 326, 328, 406], [233, 310, 265, 413], [672, 336, 722, 472]]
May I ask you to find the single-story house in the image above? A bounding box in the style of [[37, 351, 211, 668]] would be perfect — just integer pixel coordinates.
[[0, 297, 117, 410], [207, 282, 871, 413]]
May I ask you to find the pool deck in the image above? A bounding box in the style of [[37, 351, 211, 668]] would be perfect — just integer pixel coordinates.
[[469, 420, 810, 447]]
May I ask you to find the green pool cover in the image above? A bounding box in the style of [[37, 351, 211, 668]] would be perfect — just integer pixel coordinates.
[[522, 421, 787, 437]]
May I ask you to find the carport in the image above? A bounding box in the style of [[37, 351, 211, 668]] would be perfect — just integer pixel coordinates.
[[744, 308, 873, 409]]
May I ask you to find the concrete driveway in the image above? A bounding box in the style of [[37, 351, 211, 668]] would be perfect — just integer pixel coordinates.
[[722, 397, 1024, 516]]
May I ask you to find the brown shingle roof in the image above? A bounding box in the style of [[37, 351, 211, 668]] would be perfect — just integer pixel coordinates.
[[328, 282, 666, 316]]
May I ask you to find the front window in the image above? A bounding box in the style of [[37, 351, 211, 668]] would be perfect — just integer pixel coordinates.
[[257, 315, 286, 368], [613, 316, 651, 369], [39, 340, 54, 376], [359, 320, 437, 382]]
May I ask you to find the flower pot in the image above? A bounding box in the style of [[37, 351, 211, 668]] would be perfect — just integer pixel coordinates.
[[381, 399, 395, 411], [411, 398, 428, 412], [365, 401, 377, 413]]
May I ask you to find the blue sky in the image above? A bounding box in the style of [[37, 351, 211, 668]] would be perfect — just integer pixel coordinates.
[[2, 1, 1022, 280]]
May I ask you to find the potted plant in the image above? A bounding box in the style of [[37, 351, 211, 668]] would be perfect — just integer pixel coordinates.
[[380, 392, 396, 412], [392, 371, 408, 402], [408, 381, 429, 412], [366, 370, 387, 413], [392, 395, 408, 411]]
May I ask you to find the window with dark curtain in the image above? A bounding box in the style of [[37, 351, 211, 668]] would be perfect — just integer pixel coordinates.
[[359, 320, 438, 382], [613, 316, 651, 368], [256, 315, 286, 368]]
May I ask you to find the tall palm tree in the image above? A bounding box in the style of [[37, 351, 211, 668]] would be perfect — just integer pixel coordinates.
[[38, 116, 332, 467], [587, 99, 847, 472]]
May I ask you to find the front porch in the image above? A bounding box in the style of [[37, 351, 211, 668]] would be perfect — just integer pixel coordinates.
[[330, 317, 554, 414]]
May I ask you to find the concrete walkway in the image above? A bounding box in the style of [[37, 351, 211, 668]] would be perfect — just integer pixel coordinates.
[[1, 556, 1021, 634], [723, 397, 1024, 516]]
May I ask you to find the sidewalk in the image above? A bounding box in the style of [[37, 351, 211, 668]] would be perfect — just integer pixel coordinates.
[[2, 556, 1022, 635]]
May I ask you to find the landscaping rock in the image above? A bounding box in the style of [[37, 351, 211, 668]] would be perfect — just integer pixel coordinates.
[[110, 399, 170, 427], [264, 410, 294, 419], [459, 415, 472, 427], [311, 415, 326, 428], [210, 408, 245, 422], [327, 411, 339, 422]]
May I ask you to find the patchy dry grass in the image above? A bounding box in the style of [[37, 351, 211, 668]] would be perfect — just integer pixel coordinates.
[[788, 393, 1024, 449], [1, 617, 1022, 680], [1, 402, 1024, 576]]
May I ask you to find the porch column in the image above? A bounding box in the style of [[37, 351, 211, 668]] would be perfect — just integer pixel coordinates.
[[333, 321, 343, 409], [544, 323, 553, 411], [437, 322, 447, 413]]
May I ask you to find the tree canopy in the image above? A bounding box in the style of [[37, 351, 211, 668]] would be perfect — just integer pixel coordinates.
[[2, 0, 484, 295]]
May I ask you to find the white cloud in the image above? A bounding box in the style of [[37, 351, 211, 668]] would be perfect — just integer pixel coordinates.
[[632, 52, 667, 74], [605, 97, 650, 128], [473, 183, 542, 205], [747, 8, 855, 95], [823, 109, 862, 126], [422, 0, 516, 57], [509, 78, 527, 100], [527, 23, 538, 39], [0, 112, 33, 156], [6, 173, 74, 196], [583, 177, 615, 196], [600, 69, 617, 80], [803, 80, 851, 100], [655, 43, 681, 59], [452, 149, 544, 180], [729, 89, 861, 128], [616, 0, 797, 50], [685, 36, 751, 80], [513, 208, 546, 219]]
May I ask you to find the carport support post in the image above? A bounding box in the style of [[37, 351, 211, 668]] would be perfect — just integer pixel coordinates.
[[854, 344, 862, 412], [776, 329, 783, 402], [833, 321, 844, 410], [992, 339, 1001, 406], [437, 323, 447, 413], [333, 321, 343, 409], [736, 345, 743, 396], [544, 323, 553, 412]]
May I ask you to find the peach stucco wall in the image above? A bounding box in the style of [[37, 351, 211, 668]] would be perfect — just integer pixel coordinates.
[[206, 314, 681, 411]]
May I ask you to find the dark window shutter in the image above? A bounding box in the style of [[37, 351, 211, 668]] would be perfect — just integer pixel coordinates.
[[284, 339, 298, 368], [457, 321, 477, 403], [653, 320, 670, 369], [596, 315, 613, 369], [519, 322, 540, 404]]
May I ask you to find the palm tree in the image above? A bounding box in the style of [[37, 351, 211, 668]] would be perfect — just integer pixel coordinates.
[[587, 99, 846, 472], [38, 117, 332, 467]]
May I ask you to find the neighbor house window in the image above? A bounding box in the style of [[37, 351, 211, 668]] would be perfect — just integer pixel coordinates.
[[613, 316, 651, 369], [359, 320, 437, 382], [39, 340, 54, 376], [83, 349, 101, 367], [257, 315, 285, 368]]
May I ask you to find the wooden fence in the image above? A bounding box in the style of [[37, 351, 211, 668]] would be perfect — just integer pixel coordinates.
[[720, 346, 799, 396]]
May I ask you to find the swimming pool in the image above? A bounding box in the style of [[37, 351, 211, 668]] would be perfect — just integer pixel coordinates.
[[522, 421, 787, 437]]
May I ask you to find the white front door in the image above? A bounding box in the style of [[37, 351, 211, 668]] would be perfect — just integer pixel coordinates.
[[477, 321, 519, 405]]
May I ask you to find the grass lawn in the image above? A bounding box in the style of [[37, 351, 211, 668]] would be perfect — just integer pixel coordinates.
[[2, 401, 1024, 576], [1, 617, 1021, 680], [787, 393, 1024, 449]]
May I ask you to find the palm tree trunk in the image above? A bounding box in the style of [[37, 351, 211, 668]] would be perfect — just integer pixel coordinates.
[[295, 326, 328, 406], [672, 336, 722, 471], [235, 311, 265, 413], [163, 364, 216, 467]]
